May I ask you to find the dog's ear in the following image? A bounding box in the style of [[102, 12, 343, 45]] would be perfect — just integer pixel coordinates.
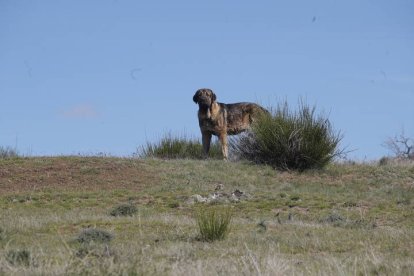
[[193, 90, 200, 104], [210, 91, 217, 102]]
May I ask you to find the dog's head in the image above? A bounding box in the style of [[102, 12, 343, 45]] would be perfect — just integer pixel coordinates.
[[193, 88, 216, 109]]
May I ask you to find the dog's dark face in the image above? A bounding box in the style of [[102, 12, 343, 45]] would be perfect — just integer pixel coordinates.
[[193, 88, 216, 109]]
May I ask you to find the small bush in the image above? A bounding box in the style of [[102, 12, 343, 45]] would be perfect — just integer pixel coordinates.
[[378, 156, 389, 166], [110, 204, 138, 217], [168, 201, 180, 208], [323, 213, 345, 223], [76, 228, 113, 244], [322, 213, 346, 227], [6, 249, 31, 266], [343, 201, 357, 207], [377, 156, 414, 167], [195, 207, 232, 242], [138, 133, 222, 159], [231, 101, 343, 171], [290, 195, 300, 201], [0, 146, 19, 159]]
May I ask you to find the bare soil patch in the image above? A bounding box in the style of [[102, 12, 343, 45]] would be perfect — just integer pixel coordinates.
[[0, 157, 158, 194]]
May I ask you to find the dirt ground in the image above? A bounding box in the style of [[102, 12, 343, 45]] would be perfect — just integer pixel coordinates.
[[0, 157, 157, 194]]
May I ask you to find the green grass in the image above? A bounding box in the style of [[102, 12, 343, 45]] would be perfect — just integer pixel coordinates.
[[138, 133, 222, 159], [195, 206, 233, 241], [0, 157, 413, 274]]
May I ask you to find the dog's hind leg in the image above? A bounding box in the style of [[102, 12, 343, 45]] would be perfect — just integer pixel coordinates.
[[219, 133, 228, 160], [201, 131, 212, 158]]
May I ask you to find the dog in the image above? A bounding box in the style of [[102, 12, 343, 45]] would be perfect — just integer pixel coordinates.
[[193, 88, 269, 160]]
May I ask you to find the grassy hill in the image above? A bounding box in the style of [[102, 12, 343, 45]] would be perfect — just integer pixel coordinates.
[[0, 157, 413, 275]]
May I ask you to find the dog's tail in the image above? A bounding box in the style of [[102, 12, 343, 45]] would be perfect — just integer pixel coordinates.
[[249, 104, 271, 124], [258, 105, 270, 116]]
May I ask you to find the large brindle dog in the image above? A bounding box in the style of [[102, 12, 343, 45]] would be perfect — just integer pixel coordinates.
[[193, 88, 269, 160]]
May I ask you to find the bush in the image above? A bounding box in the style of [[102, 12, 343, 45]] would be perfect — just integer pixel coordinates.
[[231, 101, 343, 171], [138, 133, 222, 159], [0, 146, 19, 159], [110, 204, 138, 217], [322, 213, 346, 226], [378, 156, 389, 166], [76, 228, 113, 244], [6, 249, 31, 266], [382, 129, 413, 160], [195, 207, 232, 242]]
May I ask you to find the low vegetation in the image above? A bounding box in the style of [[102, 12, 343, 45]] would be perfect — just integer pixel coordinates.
[[109, 203, 138, 217], [383, 129, 414, 160], [138, 133, 222, 159], [231, 101, 343, 171], [76, 228, 114, 244], [195, 206, 233, 242], [5, 249, 31, 267], [0, 157, 413, 274], [0, 146, 19, 159]]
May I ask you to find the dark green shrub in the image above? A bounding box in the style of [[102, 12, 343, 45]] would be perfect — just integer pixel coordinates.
[[290, 195, 300, 201], [168, 201, 180, 208], [138, 133, 222, 159], [195, 207, 232, 242], [231, 101, 343, 171], [76, 228, 113, 244], [6, 249, 31, 266], [110, 204, 138, 216]]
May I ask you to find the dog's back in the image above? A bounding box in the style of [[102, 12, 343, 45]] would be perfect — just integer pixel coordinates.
[[221, 102, 268, 135]]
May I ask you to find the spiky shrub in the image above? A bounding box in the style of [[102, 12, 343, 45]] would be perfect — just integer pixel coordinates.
[[139, 133, 222, 159], [110, 204, 137, 217], [231, 101, 343, 171], [196, 207, 232, 242]]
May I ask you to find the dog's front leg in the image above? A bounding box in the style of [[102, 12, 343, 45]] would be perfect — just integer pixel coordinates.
[[218, 133, 228, 160], [201, 131, 212, 158]]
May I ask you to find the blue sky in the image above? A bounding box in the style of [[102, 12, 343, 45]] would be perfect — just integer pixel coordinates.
[[1, 0, 413, 159]]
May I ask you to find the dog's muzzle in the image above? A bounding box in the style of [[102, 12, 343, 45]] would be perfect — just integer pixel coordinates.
[[199, 103, 210, 109]]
